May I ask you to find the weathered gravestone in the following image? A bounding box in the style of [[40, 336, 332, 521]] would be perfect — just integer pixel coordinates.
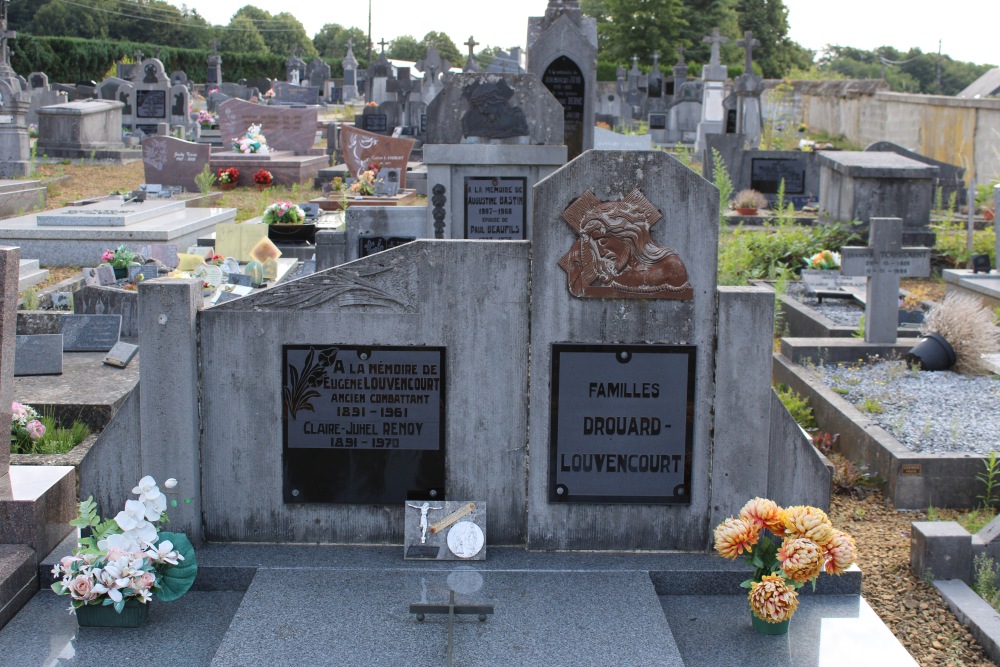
[[527, 1, 598, 159], [271, 81, 323, 106], [840, 217, 931, 344], [865, 140, 967, 207], [36, 99, 125, 157], [527, 150, 775, 548], [60, 313, 122, 352], [74, 285, 139, 338], [341, 124, 414, 188], [818, 151, 937, 246], [216, 97, 317, 153], [142, 135, 210, 191], [119, 58, 190, 136], [13, 334, 63, 376], [424, 73, 566, 240]]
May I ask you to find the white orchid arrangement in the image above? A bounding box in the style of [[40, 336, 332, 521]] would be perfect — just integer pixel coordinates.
[[51, 476, 197, 614]]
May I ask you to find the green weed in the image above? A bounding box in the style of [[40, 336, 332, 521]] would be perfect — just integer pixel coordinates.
[[775, 383, 816, 429]]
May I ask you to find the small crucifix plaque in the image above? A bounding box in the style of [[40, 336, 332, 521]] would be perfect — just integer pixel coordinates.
[[840, 217, 930, 344]]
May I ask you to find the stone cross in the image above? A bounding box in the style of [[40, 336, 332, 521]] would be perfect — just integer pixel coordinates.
[[463, 36, 480, 73], [703, 28, 727, 68], [378, 38, 388, 54], [0, 0, 14, 75], [0, 246, 19, 479], [631, 54, 639, 71], [840, 218, 931, 344], [465, 36, 479, 58], [737, 31, 759, 74], [651, 51, 660, 68], [346, 38, 353, 50], [135, 49, 144, 64], [676, 45, 685, 65], [211, 39, 218, 55]]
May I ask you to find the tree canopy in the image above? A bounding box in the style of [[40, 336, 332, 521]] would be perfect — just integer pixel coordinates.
[[816, 46, 992, 96]]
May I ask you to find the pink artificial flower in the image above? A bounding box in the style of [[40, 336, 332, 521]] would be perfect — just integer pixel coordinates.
[[26, 419, 45, 441], [69, 575, 95, 601], [11, 401, 26, 417], [136, 572, 156, 590], [102, 250, 114, 263]]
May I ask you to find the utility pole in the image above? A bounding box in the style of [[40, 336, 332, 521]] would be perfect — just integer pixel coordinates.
[[935, 39, 942, 95]]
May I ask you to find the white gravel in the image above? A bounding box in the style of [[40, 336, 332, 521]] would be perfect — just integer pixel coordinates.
[[786, 282, 865, 327], [811, 358, 1000, 455]]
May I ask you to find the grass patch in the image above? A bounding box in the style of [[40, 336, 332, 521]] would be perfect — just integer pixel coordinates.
[[11, 414, 90, 455]]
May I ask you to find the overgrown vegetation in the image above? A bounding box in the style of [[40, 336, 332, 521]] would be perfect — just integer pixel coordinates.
[[711, 149, 734, 229], [973, 553, 1000, 612], [10, 413, 91, 456], [775, 383, 816, 429]]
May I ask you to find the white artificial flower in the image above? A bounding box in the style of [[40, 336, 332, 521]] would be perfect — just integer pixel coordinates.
[[132, 476, 159, 498], [124, 522, 158, 550], [99, 532, 141, 554], [137, 589, 152, 603], [146, 540, 183, 565], [164, 478, 178, 489], [114, 499, 148, 532]]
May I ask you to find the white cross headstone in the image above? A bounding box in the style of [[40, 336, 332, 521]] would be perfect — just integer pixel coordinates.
[[840, 217, 931, 344]]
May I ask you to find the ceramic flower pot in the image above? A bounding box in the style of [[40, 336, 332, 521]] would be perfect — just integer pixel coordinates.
[[256, 183, 271, 191], [218, 182, 237, 191], [751, 611, 789, 635], [76, 599, 149, 628], [906, 332, 956, 371], [736, 207, 758, 216]]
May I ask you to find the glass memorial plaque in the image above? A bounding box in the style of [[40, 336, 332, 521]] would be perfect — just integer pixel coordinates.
[[750, 157, 806, 195], [464, 176, 527, 240], [136, 90, 167, 119], [283, 345, 446, 504], [549, 344, 695, 504]]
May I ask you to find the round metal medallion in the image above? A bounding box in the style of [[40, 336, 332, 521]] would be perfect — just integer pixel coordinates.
[[446, 521, 484, 559]]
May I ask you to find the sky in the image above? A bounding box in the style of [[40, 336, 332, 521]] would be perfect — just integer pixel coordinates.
[[176, 0, 997, 67]]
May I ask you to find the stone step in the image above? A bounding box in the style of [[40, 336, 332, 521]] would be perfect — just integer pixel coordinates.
[[17, 259, 48, 293], [0, 467, 76, 567], [0, 545, 36, 632]]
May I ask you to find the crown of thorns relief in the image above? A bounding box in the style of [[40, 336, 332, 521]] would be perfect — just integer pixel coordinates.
[[556, 189, 693, 300]]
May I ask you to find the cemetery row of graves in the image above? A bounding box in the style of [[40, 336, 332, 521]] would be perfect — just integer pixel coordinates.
[[0, 2, 999, 664]]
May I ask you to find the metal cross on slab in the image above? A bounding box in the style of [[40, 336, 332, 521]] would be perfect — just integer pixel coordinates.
[[737, 31, 759, 73], [410, 589, 493, 667], [703, 28, 728, 68], [840, 217, 931, 344]]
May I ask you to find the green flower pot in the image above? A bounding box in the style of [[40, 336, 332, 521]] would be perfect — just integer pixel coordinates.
[[751, 611, 790, 635], [76, 599, 149, 628]]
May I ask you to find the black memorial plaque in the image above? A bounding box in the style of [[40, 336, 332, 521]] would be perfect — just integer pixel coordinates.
[[648, 113, 667, 130], [283, 345, 446, 504], [549, 344, 695, 504], [363, 113, 388, 133], [358, 236, 416, 258], [464, 176, 527, 240], [136, 90, 167, 119], [542, 55, 586, 158], [750, 157, 806, 195]]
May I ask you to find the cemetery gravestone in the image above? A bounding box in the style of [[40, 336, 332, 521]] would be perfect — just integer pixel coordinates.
[[36, 99, 125, 158], [358, 235, 415, 258], [464, 176, 527, 240], [340, 125, 414, 188], [271, 81, 323, 106], [841, 217, 931, 343], [527, 1, 598, 159], [103, 341, 138, 368], [866, 140, 967, 207], [74, 285, 139, 338], [141, 135, 210, 191], [0, 247, 16, 472], [216, 98, 318, 153]]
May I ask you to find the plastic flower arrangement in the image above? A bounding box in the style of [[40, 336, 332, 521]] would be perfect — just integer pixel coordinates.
[[196, 110, 215, 126], [714, 498, 857, 625], [263, 89, 275, 99], [350, 162, 382, 196], [262, 201, 306, 225], [217, 167, 239, 185], [252, 169, 273, 186], [10, 401, 46, 446], [51, 476, 197, 614], [805, 249, 841, 271], [232, 123, 269, 155], [100, 245, 138, 269]]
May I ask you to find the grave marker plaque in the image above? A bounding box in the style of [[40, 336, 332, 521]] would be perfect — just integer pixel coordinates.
[[648, 114, 667, 130], [60, 314, 122, 352], [549, 344, 695, 504], [14, 335, 64, 376], [363, 114, 388, 133], [136, 90, 166, 119], [750, 157, 806, 195], [542, 56, 586, 158], [282, 345, 446, 504], [464, 176, 527, 240]]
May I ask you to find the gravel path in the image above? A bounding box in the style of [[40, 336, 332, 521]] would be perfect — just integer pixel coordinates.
[[831, 492, 994, 666], [811, 359, 1000, 455]]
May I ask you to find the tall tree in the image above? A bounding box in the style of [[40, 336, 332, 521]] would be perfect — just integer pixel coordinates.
[[677, 0, 739, 66], [232, 6, 316, 59], [387, 35, 425, 62], [313, 23, 368, 66], [219, 16, 267, 55], [422, 31, 460, 65], [735, 0, 810, 77], [589, 0, 687, 65]]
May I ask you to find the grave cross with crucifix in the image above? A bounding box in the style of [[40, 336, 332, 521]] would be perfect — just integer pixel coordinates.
[[0, 0, 14, 77], [737, 31, 759, 74], [675, 45, 685, 65], [840, 217, 931, 344]]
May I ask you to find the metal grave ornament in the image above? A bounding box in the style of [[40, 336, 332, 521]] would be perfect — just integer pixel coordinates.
[[460, 79, 529, 139], [404, 501, 487, 561], [557, 189, 693, 299]]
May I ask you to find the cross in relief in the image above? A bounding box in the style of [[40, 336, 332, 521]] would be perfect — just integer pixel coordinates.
[[702, 28, 728, 68], [840, 218, 931, 344], [737, 31, 759, 74]]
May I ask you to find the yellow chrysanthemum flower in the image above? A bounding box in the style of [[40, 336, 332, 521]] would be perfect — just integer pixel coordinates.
[[748, 574, 799, 623], [824, 529, 858, 575], [782, 505, 834, 546], [713, 517, 758, 559], [777, 537, 824, 583], [739, 497, 784, 534]]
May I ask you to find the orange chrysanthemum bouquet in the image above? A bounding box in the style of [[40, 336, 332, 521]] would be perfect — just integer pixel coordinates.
[[714, 498, 857, 631]]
